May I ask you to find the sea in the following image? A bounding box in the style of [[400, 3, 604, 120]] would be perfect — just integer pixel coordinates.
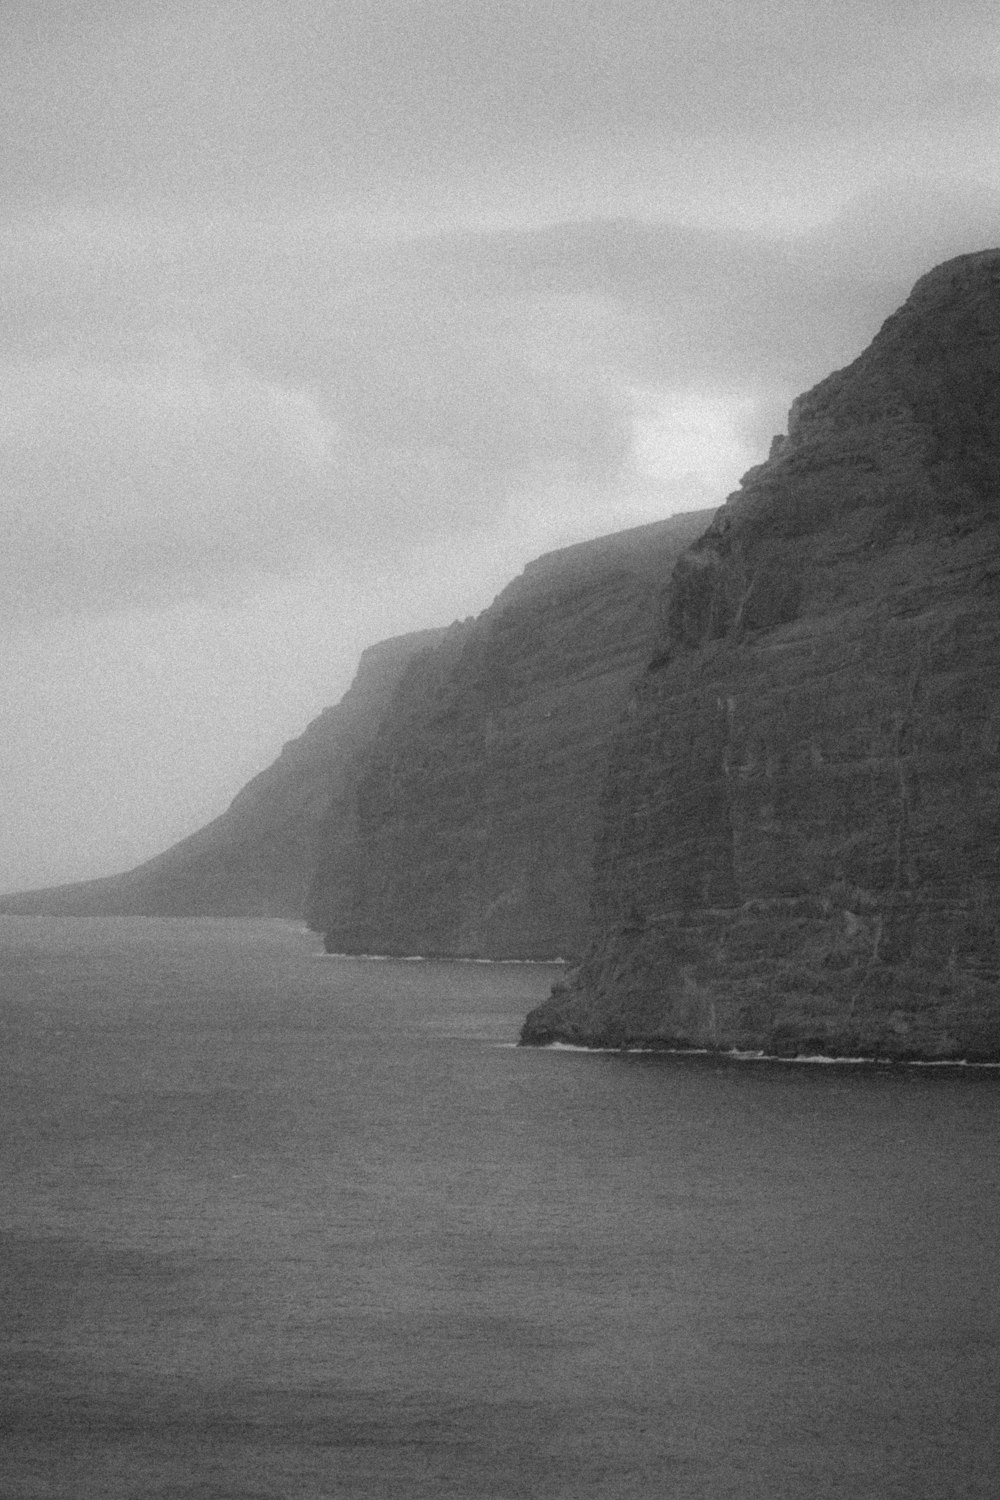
[[2, 915, 999, 1499]]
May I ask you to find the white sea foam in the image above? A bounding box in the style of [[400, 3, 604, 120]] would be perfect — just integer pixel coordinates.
[[464, 956, 568, 966], [542, 1041, 711, 1055], [763, 1053, 877, 1065], [321, 951, 396, 961], [321, 951, 565, 966], [321, 951, 433, 962], [536, 1042, 1000, 1068], [542, 1042, 620, 1053], [908, 1057, 1000, 1069]]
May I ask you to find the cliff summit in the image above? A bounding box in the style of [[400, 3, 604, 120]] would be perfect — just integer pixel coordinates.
[[522, 251, 1000, 1060]]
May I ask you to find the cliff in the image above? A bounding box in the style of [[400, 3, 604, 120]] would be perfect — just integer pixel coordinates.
[[307, 512, 711, 958], [522, 251, 1000, 1060], [0, 629, 445, 918]]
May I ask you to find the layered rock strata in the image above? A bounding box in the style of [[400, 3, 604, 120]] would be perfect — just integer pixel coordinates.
[[307, 512, 711, 957], [0, 629, 445, 918], [522, 250, 1000, 1060]]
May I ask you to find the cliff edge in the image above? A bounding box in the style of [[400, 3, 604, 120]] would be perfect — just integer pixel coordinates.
[[307, 512, 711, 958], [522, 251, 1000, 1059]]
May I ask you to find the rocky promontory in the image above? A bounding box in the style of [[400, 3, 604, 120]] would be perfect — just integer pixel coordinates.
[[522, 251, 1000, 1059], [307, 512, 711, 957]]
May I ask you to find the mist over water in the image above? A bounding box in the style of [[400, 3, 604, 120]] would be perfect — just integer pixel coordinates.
[[2, 917, 999, 1498]]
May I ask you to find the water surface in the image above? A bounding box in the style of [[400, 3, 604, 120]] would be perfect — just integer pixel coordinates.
[[2, 916, 998, 1497]]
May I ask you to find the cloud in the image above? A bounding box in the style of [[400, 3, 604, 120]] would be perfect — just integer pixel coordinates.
[[0, 0, 996, 219], [3, 176, 999, 625], [0, 355, 344, 617], [0, 320, 632, 624], [797, 177, 1000, 280]]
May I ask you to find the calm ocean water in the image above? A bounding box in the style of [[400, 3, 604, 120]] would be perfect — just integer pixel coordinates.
[[2, 916, 999, 1499]]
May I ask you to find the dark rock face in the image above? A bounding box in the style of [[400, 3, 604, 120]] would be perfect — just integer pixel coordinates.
[[307, 513, 711, 958], [522, 251, 1000, 1059], [0, 629, 445, 918]]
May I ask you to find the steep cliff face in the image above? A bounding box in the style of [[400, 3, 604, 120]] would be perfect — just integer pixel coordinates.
[[522, 251, 1000, 1059], [307, 512, 711, 958], [0, 629, 445, 918]]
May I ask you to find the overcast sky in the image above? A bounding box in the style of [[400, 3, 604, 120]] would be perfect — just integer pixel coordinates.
[[3, 0, 1000, 893]]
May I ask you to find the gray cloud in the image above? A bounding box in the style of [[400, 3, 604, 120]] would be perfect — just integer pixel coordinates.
[[4, 178, 1000, 624], [0, 0, 996, 212], [0, 355, 344, 616]]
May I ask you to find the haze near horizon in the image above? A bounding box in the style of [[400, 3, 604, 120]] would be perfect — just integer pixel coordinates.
[[3, 0, 1000, 893]]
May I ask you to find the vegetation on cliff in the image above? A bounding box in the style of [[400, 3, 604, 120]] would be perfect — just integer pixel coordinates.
[[522, 251, 1000, 1059]]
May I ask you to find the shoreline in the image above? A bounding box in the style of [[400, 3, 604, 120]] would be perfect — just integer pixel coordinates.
[[524, 1039, 1000, 1069]]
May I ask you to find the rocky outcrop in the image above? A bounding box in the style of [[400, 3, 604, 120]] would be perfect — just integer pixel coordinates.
[[522, 251, 1000, 1059], [0, 629, 445, 918], [307, 512, 711, 957]]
